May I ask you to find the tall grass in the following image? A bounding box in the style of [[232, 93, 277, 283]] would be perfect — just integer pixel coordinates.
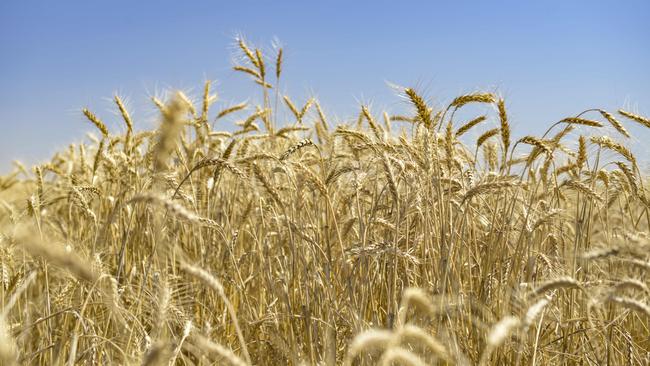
[[1, 38, 649, 365]]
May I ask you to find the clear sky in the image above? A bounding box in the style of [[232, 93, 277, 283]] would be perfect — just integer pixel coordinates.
[[1, 0, 649, 173]]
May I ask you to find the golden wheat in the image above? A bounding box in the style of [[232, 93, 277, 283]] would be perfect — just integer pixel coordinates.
[[1, 40, 649, 366]]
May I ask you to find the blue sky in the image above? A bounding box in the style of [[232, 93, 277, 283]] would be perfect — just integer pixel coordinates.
[[1, 0, 649, 172]]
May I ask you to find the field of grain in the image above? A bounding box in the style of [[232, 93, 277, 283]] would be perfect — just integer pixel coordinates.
[[1, 39, 649, 365]]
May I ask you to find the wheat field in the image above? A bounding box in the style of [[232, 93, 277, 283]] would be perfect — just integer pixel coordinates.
[[1, 39, 649, 365]]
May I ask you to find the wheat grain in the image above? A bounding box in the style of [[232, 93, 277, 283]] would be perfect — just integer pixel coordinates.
[[486, 316, 520, 348], [518, 136, 552, 155], [283, 95, 301, 121], [611, 279, 649, 295], [20, 236, 97, 282], [345, 329, 393, 365], [404, 88, 432, 128], [379, 347, 427, 366], [450, 93, 496, 108], [461, 178, 519, 204], [279, 139, 314, 160], [560, 117, 603, 128], [191, 334, 249, 366], [397, 325, 450, 361], [0, 315, 17, 366], [590, 136, 635, 165], [456, 115, 487, 137], [530, 277, 582, 297], [82, 108, 109, 137], [181, 263, 251, 365], [523, 297, 550, 328], [498, 99, 510, 158], [236, 37, 258, 68], [608, 296, 650, 318], [477, 128, 500, 148], [599, 110, 630, 138], [618, 109, 650, 128], [2, 40, 649, 366], [217, 103, 248, 119], [233, 65, 261, 79], [129, 193, 219, 227], [275, 47, 283, 79]]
